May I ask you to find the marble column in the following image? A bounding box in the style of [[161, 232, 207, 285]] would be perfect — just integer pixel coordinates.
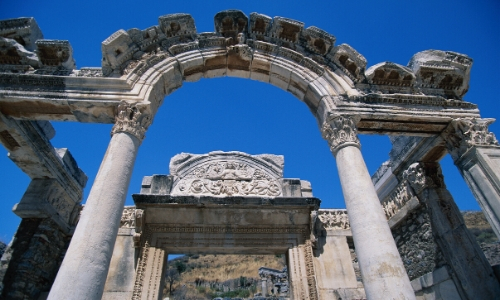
[[321, 116, 415, 300], [404, 162, 500, 300], [48, 101, 152, 300], [442, 118, 500, 238]]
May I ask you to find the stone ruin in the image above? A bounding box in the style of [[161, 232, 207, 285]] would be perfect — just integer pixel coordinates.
[[0, 9, 500, 300], [258, 266, 289, 298]]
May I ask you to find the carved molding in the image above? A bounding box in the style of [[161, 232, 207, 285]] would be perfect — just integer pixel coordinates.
[[321, 115, 360, 154], [111, 101, 152, 141], [303, 240, 319, 300], [147, 224, 308, 234], [132, 235, 150, 300], [442, 118, 499, 161]]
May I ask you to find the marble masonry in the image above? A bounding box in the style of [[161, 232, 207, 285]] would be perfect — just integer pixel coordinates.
[[1, 10, 500, 300]]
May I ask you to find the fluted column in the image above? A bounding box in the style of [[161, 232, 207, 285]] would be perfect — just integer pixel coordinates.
[[321, 116, 415, 300], [442, 118, 500, 238], [48, 101, 152, 300]]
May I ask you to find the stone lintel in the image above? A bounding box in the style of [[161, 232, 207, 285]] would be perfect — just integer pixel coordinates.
[[0, 116, 87, 199]]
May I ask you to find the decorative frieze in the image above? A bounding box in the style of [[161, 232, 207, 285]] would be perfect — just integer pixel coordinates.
[[442, 118, 499, 161], [382, 182, 415, 219], [169, 152, 284, 197], [321, 115, 360, 154], [173, 161, 281, 197], [147, 224, 308, 234], [317, 209, 350, 230], [111, 101, 152, 141]]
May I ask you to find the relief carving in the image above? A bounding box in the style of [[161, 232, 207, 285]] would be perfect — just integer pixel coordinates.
[[111, 101, 152, 141], [317, 210, 350, 230], [321, 115, 360, 154], [403, 162, 444, 195], [120, 207, 135, 228], [442, 118, 499, 161], [382, 182, 415, 219], [172, 161, 281, 197]]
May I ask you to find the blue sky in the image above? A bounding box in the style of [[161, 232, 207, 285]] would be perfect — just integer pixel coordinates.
[[0, 0, 499, 243]]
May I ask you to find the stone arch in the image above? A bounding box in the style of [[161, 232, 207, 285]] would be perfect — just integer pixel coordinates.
[[100, 10, 358, 127], [1, 9, 500, 300]]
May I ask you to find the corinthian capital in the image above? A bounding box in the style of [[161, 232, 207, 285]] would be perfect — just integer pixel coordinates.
[[442, 118, 499, 161], [321, 115, 360, 154], [111, 101, 152, 141]]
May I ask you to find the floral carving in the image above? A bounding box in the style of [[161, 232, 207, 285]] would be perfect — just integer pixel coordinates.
[[111, 101, 152, 141], [173, 161, 281, 197], [442, 118, 499, 161], [321, 116, 360, 154]]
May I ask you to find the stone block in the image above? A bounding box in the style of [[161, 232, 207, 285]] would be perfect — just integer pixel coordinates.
[[35, 39, 75, 70], [101, 29, 138, 72], [0, 17, 43, 51], [249, 13, 272, 41], [214, 10, 248, 43]]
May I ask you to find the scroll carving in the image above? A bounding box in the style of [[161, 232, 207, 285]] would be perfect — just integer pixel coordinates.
[[303, 240, 319, 300], [317, 210, 350, 230], [172, 161, 281, 197], [321, 116, 360, 154], [111, 101, 152, 141], [442, 118, 499, 161], [132, 240, 149, 300]]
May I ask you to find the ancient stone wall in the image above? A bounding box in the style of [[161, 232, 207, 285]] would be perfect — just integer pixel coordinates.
[[0, 218, 70, 299], [391, 206, 446, 281]]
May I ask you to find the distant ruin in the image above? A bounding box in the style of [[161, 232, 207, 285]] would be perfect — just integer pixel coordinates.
[[1, 10, 500, 300]]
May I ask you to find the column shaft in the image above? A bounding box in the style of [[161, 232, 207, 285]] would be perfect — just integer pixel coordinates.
[[442, 118, 500, 238], [336, 145, 415, 299], [48, 132, 140, 300]]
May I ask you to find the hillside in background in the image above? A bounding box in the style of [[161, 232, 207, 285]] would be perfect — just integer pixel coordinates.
[[164, 254, 286, 299], [463, 211, 500, 265]]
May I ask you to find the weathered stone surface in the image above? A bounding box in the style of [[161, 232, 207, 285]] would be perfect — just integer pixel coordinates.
[[408, 50, 472, 99], [0, 17, 43, 51], [392, 206, 446, 280], [0, 218, 70, 300]]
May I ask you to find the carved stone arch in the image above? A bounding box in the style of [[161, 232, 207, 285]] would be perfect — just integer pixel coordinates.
[[99, 10, 356, 126]]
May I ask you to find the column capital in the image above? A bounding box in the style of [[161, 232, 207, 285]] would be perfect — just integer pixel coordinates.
[[321, 115, 360, 155], [111, 101, 152, 141], [441, 118, 499, 161], [403, 162, 445, 195]]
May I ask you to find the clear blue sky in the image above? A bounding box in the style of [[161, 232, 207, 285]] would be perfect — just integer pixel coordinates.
[[0, 0, 499, 243]]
